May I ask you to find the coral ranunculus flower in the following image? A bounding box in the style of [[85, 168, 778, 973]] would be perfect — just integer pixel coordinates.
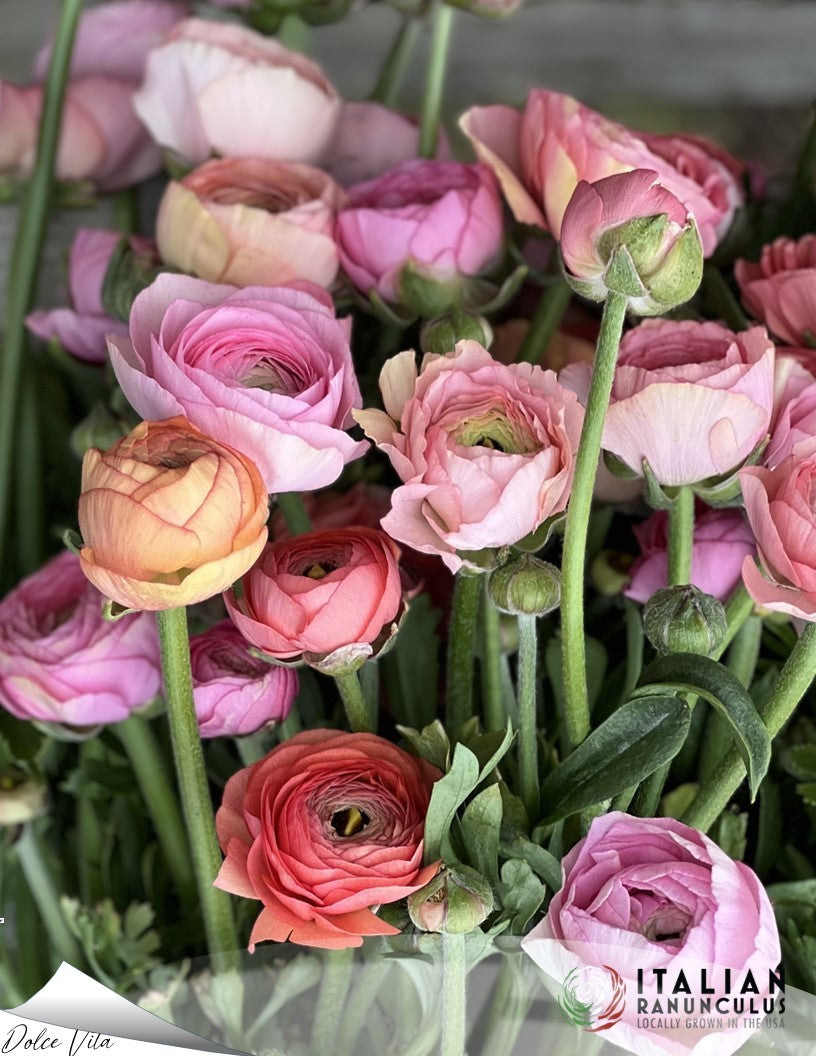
[[215, 729, 441, 949], [78, 417, 268, 611]]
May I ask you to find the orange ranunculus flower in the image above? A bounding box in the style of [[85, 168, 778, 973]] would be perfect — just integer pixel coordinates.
[[78, 417, 268, 611]]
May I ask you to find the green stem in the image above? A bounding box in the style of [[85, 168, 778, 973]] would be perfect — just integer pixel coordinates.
[[335, 669, 376, 733], [441, 932, 467, 1056], [116, 715, 196, 899], [234, 732, 268, 766], [667, 487, 694, 586], [311, 948, 355, 1055], [481, 585, 504, 731], [157, 608, 240, 973], [15, 825, 83, 967], [0, 0, 84, 571], [560, 291, 627, 750], [336, 958, 392, 1056], [517, 281, 573, 365], [277, 13, 310, 51], [114, 187, 138, 235], [517, 614, 539, 822], [418, 1, 455, 159], [446, 573, 482, 730], [15, 370, 43, 575], [714, 583, 755, 660], [703, 265, 748, 331], [684, 622, 816, 832], [279, 710, 302, 740], [276, 492, 312, 536], [372, 16, 422, 106]]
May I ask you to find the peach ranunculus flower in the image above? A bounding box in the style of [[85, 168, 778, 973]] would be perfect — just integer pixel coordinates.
[[133, 19, 340, 167], [78, 417, 268, 611], [735, 235, 816, 348], [460, 90, 746, 257], [214, 729, 441, 949], [156, 157, 345, 290], [354, 342, 585, 572]]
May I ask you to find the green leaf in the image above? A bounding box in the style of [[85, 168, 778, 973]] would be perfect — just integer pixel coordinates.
[[424, 744, 480, 863], [500, 836, 562, 894], [780, 744, 816, 781], [635, 652, 771, 800], [460, 784, 502, 883], [458, 723, 515, 778], [397, 720, 450, 772], [497, 860, 547, 933], [713, 810, 748, 861], [383, 594, 440, 729], [539, 696, 691, 825]]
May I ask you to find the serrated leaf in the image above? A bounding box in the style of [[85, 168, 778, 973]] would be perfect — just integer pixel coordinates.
[[539, 696, 691, 824], [460, 784, 502, 883], [635, 652, 771, 799]]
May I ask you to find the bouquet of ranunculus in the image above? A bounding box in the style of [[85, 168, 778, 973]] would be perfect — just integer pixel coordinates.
[[3, 2, 815, 1054]]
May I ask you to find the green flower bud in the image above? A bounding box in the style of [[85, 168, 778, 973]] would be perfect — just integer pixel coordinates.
[[643, 585, 727, 655], [420, 310, 491, 357], [70, 402, 130, 459], [0, 769, 48, 827], [488, 554, 561, 617], [408, 866, 493, 934]]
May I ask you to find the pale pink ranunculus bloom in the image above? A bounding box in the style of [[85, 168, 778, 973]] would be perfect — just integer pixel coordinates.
[[460, 90, 746, 257], [0, 551, 161, 727], [562, 319, 775, 487], [735, 235, 816, 347], [625, 506, 755, 604], [156, 157, 345, 290], [133, 19, 340, 167], [224, 527, 403, 669], [522, 812, 781, 1056], [767, 354, 816, 467], [189, 620, 297, 738], [336, 160, 504, 307], [354, 342, 584, 572], [26, 228, 154, 363], [741, 439, 816, 620], [108, 274, 366, 494]]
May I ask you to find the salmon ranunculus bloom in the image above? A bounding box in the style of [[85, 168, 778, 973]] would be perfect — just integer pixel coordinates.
[[78, 417, 268, 611], [735, 235, 816, 348], [214, 729, 440, 949]]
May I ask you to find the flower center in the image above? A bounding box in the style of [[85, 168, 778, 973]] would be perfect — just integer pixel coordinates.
[[240, 356, 302, 394], [642, 907, 692, 943], [452, 409, 536, 454], [330, 807, 371, 838]]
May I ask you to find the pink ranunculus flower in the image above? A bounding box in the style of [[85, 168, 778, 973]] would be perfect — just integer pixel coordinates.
[[740, 439, 816, 620], [460, 90, 746, 257], [625, 506, 756, 604], [354, 342, 585, 572], [156, 157, 345, 290], [766, 356, 816, 468], [189, 620, 298, 738], [562, 320, 775, 487], [107, 275, 366, 494], [336, 160, 504, 310], [133, 19, 340, 167], [735, 235, 816, 347], [522, 812, 781, 1056], [26, 228, 155, 363], [0, 551, 161, 727]]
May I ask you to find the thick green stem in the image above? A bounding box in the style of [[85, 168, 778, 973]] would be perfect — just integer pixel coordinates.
[[517, 281, 573, 365], [15, 371, 43, 574], [517, 614, 539, 822], [0, 0, 84, 570], [276, 492, 312, 536], [716, 583, 755, 659], [418, 2, 455, 158], [667, 487, 694, 586], [157, 608, 240, 972], [560, 292, 627, 750], [481, 585, 504, 731], [441, 932, 467, 1056], [372, 16, 421, 106], [446, 573, 482, 729], [116, 715, 195, 899], [311, 949, 355, 1055], [684, 622, 816, 832], [335, 669, 376, 733], [15, 825, 83, 967]]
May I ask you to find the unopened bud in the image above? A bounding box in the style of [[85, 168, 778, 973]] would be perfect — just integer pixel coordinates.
[[0, 769, 48, 827], [408, 866, 493, 934], [71, 402, 130, 459], [644, 585, 727, 655], [420, 310, 490, 356], [488, 554, 561, 617]]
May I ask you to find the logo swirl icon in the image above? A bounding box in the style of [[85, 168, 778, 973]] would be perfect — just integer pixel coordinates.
[[558, 965, 626, 1032]]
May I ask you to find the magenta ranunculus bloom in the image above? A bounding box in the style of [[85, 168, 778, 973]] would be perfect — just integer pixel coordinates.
[[355, 342, 584, 572], [736, 235, 816, 347], [107, 274, 367, 494], [0, 551, 161, 727], [336, 160, 504, 309], [189, 620, 297, 738], [522, 812, 781, 1056], [460, 90, 747, 257], [26, 228, 154, 363], [562, 319, 774, 487], [625, 506, 756, 604], [133, 19, 340, 167]]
